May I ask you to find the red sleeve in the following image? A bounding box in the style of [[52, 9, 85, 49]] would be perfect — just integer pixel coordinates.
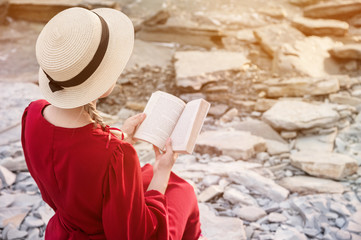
[[21, 103, 58, 211], [102, 142, 169, 240]]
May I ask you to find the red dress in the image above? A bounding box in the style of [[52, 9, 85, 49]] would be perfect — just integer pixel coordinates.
[[21, 100, 201, 240]]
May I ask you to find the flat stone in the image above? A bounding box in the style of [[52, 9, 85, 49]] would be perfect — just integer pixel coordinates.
[[254, 98, 278, 112], [199, 203, 246, 240], [292, 16, 349, 36], [228, 169, 289, 202], [196, 130, 266, 160], [197, 185, 223, 203], [223, 187, 258, 206], [1, 156, 27, 172], [304, 0, 361, 19], [260, 77, 339, 98], [0, 193, 15, 208], [266, 139, 289, 155], [262, 101, 340, 131], [281, 131, 297, 139], [289, 0, 323, 6], [0, 165, 16, 188], [37, 204, 54, 224], [272, 36, 341, 77], [278, 176, 344, 194], [295, 130, 337, 152], [290, 151, 358, 180], [329, 44, 361, 60], [346, 221, 361, 233], [253, 23, 304, 57], [268, 212, 288, 223], [0, 207, 30, 228], [230, 119, 287, 144], [24, 216, 44, 228], [234, 206, 267, 222], [174, 51, 249, 90], [330, 92, 361, 107], [336, 230, 352, 240], [208, 104, 229, 117], [7, 228, 28, 240]]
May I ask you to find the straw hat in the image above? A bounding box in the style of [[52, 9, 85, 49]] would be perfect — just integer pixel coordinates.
[[36, 7, 134, 109]]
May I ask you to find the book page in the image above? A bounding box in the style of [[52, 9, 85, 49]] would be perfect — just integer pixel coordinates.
[[171, 99, 210, 153], [134, 91, 186, 150]]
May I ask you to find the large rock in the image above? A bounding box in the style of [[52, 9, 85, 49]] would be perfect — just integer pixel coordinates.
[[253, 24, 304, 57], [290, 151, 358, 180], [278, 176, 345, 194], [0, 0, 9, 24], [199, 203, 246, 240], [329, 44, 361, 60], [228, 169, 289, 202], [259, 77, 339, 97], [272, 36, 341, 77], [262, 101, 340, 131], [195, 130, 266, 160], [304, 0, 361, 19], [292, 16, 349, 36], [8, 0, 119, 22], [174, 51, 249, 90]]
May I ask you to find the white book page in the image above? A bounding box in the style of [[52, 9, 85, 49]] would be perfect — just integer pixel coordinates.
[[170, 100, 201, 151], [134, 91, 186, 150]]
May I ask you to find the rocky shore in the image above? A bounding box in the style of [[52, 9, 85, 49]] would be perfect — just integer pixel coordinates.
[[1, 0, 361, 239]]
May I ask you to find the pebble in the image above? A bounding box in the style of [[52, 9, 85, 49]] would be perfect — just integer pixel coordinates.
[[268, 212, 288, 223], [234, 206, 267, 222], [24, 216, 44, 228]]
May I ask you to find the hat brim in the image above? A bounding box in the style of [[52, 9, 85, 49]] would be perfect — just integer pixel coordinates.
[[38, 8, 134, 109]]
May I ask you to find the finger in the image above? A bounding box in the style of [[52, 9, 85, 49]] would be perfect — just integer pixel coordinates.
[[153, 145, 161, 158], [129, 113, 146, 126], [164, 138, 174, 156]]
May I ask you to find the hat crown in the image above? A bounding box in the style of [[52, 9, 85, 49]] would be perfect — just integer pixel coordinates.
[[36, 8, 102, 82]]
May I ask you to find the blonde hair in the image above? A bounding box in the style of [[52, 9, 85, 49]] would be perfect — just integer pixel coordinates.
[[83, 102, 106, 130]]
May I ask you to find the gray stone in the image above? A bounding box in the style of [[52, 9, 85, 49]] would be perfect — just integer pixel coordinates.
[[37, 204, 54, 224], [304, 0, 361, 19], [260, 77, 340, 98], [336, 229, 352, 240], [272, 36, 341, 77], [196, 130, 266, 160], [223, 187, 258, 206], [275, 226, 307, 240], [202, 175, 220, 187], [199, 203, 246, 240], [268, 212, 288, 223], [336, 217, 346, 228], [0, 207, 30, 228], [262, 101, 340, 131], [0, 193, 15, 208], [229, 169, 289, 202], [346, 221, 361, 233], [6, 225, 27, 240], [292, 16, 349, 36], [174, 51, 249, 90], [291, 151, 358, 180], [26, 228, 40, 240], [1, 156, 27, 172], [253, 23, 304, 57], [234, 206, 267, 222], [329, 44, 361, 60], [24, 216, 44, 228], [0, 165, 16, 188]]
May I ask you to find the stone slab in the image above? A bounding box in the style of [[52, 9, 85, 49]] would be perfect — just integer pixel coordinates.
[[262, 101, 340, 131], [174, 51, 249, 90], [196, 130, 266, 160], [292, 16, 349, 36], [278, 176, 345, 194], [304, 0, 361, 19], [329, 44, 361, 60], [290, 151, 358, 180]]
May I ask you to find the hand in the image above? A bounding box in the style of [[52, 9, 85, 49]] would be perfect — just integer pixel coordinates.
[[120, 113, 146, 144], [153, 138, 178, 173]]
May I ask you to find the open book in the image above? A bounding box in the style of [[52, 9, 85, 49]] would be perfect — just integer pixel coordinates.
[[134, 91, 210, 154]]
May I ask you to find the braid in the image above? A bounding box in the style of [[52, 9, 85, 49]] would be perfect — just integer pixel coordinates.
[[83, 102, 106, 130]]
